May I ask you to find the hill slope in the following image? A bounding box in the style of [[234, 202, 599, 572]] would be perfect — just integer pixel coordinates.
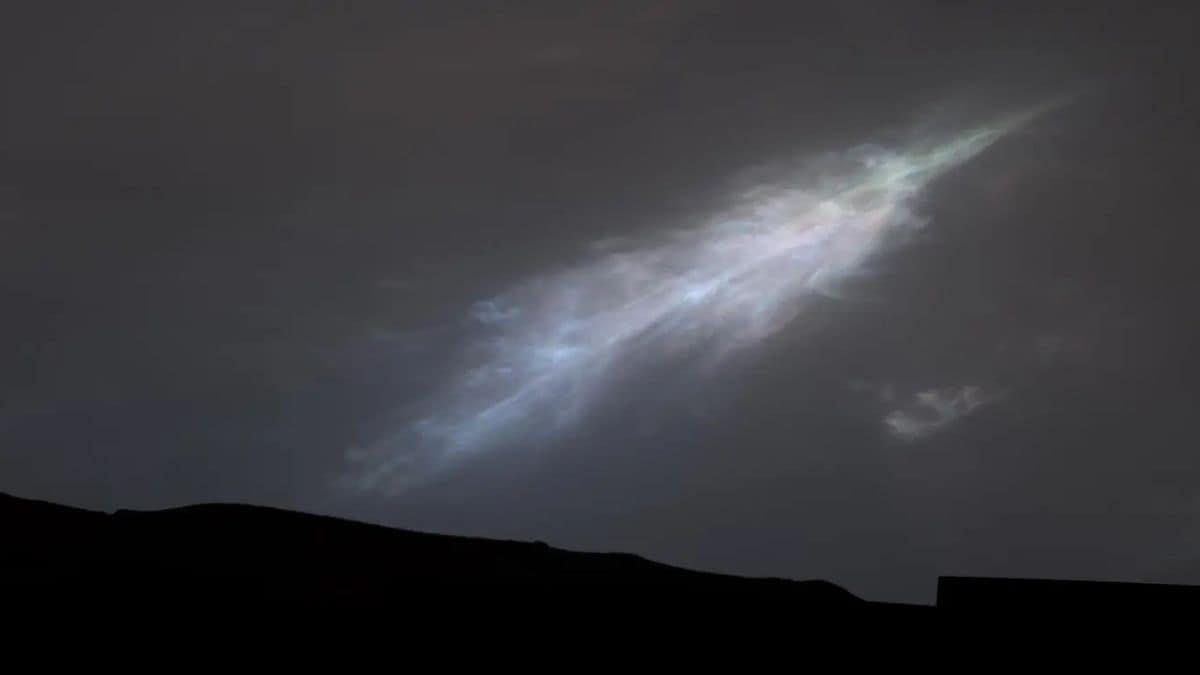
[[2, 491, 881, 610]]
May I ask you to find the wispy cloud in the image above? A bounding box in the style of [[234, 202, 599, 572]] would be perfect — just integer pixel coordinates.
[[883, 385, 998, 441], [349, 106, 1052, 492]]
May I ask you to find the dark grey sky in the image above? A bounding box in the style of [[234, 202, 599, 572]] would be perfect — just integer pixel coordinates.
[[3, 1, 1199, 603]]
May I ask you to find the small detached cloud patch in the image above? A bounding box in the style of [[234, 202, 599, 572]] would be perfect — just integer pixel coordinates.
[[883, 385, 997, 441]]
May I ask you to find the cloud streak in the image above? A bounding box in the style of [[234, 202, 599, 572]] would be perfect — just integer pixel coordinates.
[[350, 105, 1053, 492]]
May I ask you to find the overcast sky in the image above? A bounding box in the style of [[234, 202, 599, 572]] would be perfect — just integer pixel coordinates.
[[3, 1, 1199, 603]]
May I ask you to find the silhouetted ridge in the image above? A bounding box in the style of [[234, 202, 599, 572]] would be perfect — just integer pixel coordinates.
[[11, 492, 1196, 614], [937, 575, 1200, 612], [1, 492, 868, 610]]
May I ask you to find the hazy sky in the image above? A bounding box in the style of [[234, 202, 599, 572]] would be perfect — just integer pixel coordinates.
[[3, 1, 1199, 603]]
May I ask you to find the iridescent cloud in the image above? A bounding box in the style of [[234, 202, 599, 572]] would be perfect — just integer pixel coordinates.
[[351, 106, 1051, 492]]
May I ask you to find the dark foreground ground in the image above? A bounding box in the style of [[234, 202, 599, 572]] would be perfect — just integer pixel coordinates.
[[4, 491, 1197, 617]]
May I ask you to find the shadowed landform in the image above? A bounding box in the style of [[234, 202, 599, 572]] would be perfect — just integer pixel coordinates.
[[5, 491, 1197, 615]]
